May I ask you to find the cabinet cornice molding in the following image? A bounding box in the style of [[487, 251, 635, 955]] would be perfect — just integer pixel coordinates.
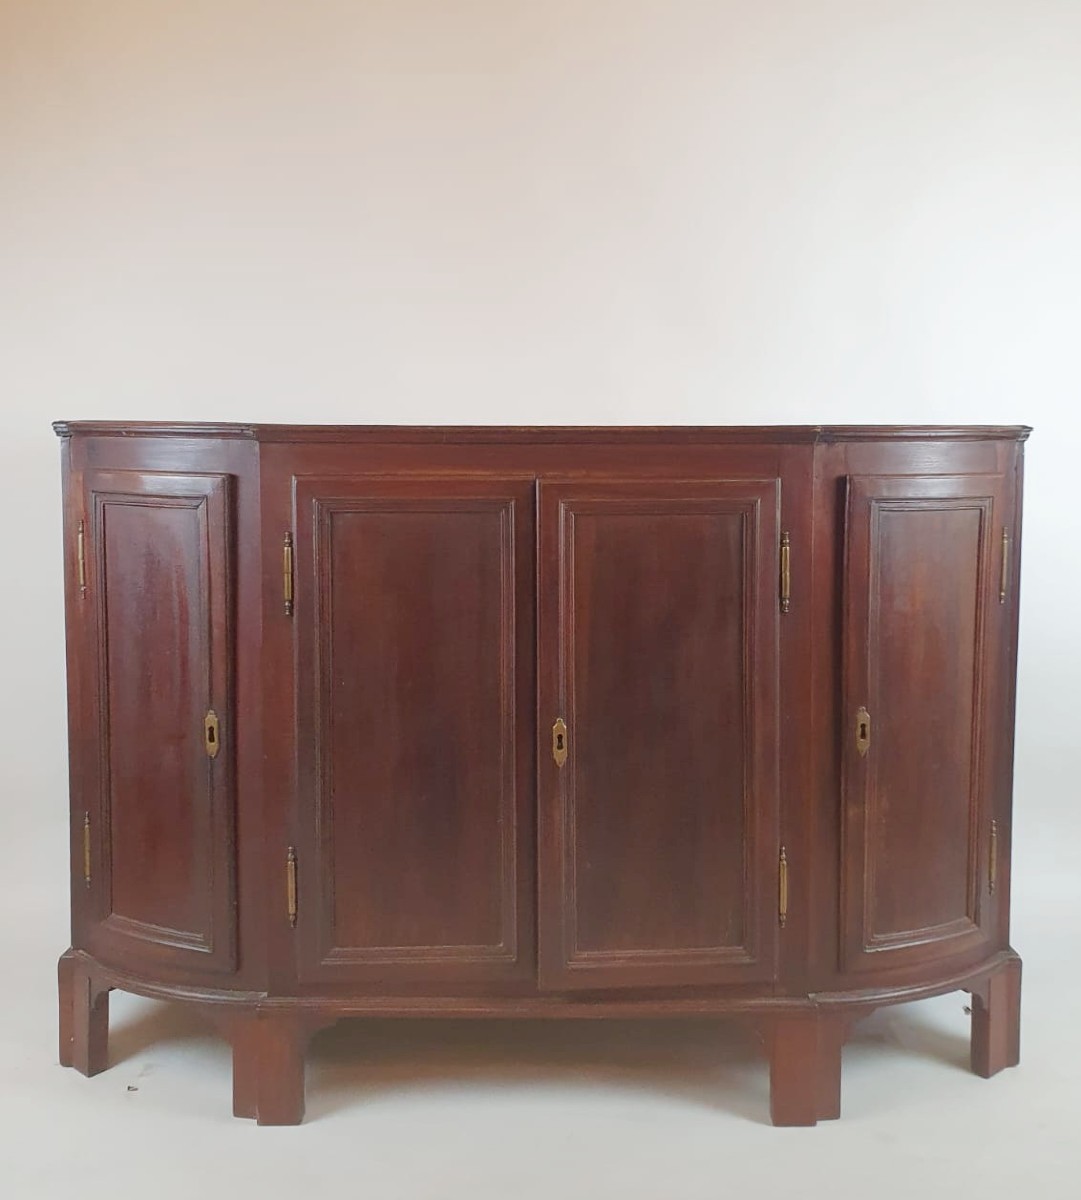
[[52, 421, 1033, 444]]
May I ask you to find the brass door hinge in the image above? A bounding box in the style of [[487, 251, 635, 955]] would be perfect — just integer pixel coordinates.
[[77, 520, 87, 599], [779, 531, 791, 613], [778, 845, 789, 928], [999, 527, 1010, 603], [286, 846, 298, 927], [283, 531, 295, 616], [989, 820, 998, 895], [82, 811, 91, 887]]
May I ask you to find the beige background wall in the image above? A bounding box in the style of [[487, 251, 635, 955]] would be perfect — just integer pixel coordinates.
[[1, 3, 1078, 1193], [4, 0, 1077, 841]]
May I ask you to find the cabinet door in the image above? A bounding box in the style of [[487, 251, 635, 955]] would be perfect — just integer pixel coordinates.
[[293, 476, 534, 985], [79, 470, 236, 975], [538, 479, 781, 990], [841, 474, 1008, 974]]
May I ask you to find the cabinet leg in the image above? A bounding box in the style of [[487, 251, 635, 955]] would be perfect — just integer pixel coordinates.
[[758, 1012, 835, 1123], [231, 1013, 312, 1126], [257, 1016, 310, 1126], [971, 955, 1022, 1078], [58, 951, 109, 1077]]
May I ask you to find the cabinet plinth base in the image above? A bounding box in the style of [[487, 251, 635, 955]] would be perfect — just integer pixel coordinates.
[[56, 949, 1022, 1126]]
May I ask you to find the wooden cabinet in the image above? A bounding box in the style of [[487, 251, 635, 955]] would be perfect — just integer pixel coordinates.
[[54, 424, 1027, 1128]]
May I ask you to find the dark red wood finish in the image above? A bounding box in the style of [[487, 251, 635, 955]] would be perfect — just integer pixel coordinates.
[[292, 474, 535, 985], [841, 473, 1008, 975], [53, 423, 1029, 1127], [537, 478, 780, 989], [79, 469, 236, 976]]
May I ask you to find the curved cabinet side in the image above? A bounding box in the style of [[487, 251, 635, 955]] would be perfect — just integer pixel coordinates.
[[810, 436, 1023, 995], [840, 471, 1008, 975], [67, 463, 238, 978]]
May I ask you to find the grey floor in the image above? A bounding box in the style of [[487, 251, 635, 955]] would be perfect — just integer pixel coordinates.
[[3, 819, 1077, 1200]]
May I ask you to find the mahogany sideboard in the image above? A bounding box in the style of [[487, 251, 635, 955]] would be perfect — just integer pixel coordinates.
[[54, 422, 1027, 1125]]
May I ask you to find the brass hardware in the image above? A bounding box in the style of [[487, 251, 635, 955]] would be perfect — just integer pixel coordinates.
[[286, 846, 298, 927], [283, 532, 295, 616], [999, 527, 1009, 603], [82, 811, 91, 887], [77, 521, 87, 598], [855, 706, 871, 757], [780, 531, 791, 613], [778, 846, 789, 928], [552, 717, 568, 767], [204, 709, 220, 759], [989, 820, 998, 895]]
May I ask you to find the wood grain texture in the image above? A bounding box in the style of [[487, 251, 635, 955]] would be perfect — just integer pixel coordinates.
[[538, 479, 780, 989], [841, 474, 1007, 975], [293, 475, 535, 985], [80, 469, 236, 975]]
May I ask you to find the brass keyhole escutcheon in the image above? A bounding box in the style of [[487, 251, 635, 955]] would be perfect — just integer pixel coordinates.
[[855, 706, 871, 757], [552, 717, 568, 767], [204, 709, 220, 759]]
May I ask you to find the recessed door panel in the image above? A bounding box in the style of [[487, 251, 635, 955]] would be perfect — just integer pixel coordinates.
[[842, 474, 1006, 973], [538, 479, 781, 990], [82, 470, 236, 975], [293, 476, 534, 985]]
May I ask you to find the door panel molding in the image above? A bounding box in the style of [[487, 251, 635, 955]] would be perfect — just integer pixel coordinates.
[[82, 469, 236, 974], [841, 474, 1006, 974], [538, 478, 781, 990], [292, 475, 535, 985]]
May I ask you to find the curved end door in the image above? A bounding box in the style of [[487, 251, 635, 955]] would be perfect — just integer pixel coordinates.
[[840, 473, 1010, 977], [75, 469, 237, 977]]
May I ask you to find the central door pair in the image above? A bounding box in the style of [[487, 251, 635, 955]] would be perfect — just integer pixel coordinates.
[[292, 474, 781, 992]]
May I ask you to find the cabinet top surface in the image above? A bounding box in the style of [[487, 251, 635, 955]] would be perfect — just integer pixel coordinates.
[[53, 421, 1032, 443]]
